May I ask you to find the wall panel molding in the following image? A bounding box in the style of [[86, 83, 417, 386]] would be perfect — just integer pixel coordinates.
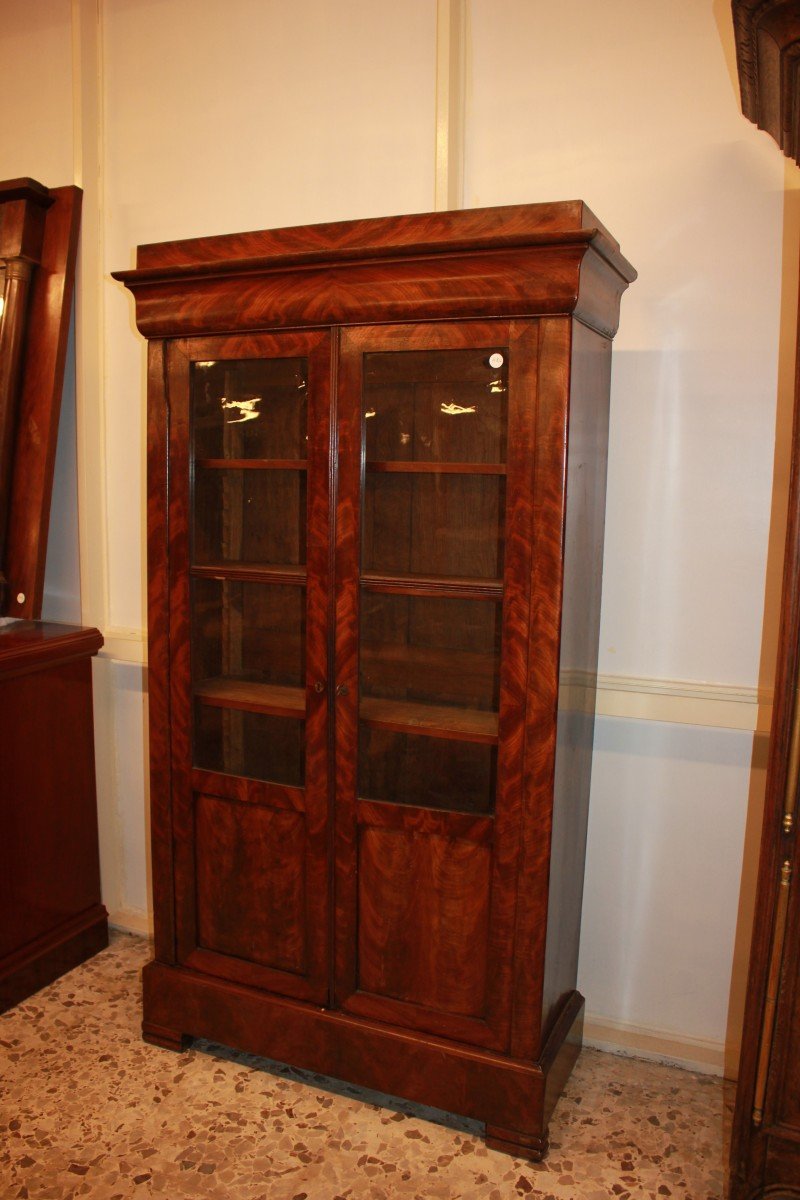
[[98, 633, 771, 732], [596, 672, 770, 732]]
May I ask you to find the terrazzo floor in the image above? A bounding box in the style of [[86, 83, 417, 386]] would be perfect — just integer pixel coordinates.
[[1, 932, 733, 1200]]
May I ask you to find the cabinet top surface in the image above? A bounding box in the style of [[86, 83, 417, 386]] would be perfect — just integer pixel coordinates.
[[0, 620, 103, 674], [115, 200, 636, 284]]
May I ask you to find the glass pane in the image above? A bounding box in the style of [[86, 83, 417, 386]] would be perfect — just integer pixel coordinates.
[[362, 472, 505, 580], [360, 592, 501, 711], [358, 727, 496, 813], [192, 357, 308, 460], [364, 348, 507, 464], [193, 468, 306, 566], [195, 705, 305, 786], [192, 579, 305, 689]]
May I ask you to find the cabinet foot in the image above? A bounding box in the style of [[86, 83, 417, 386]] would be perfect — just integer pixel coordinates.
[[485, 1124, 549, 1162], [143, 1020, 193, 1053]]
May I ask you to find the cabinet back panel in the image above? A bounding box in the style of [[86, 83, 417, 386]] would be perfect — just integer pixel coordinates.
[[362, 473, 505, 580], [356, 824, 490, 1018], [194, 468, 307, 567], [192, 579, 306, 687], [194, 792, 305, 974], [360, 592, 501, 710], [194, 706, 305, 787], [358, 727, 497, 813]]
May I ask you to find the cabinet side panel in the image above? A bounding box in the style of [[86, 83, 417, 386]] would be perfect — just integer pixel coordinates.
[[541, 322, 611, 1040], [195, 793, 306, 973], [0, 654, 104, 959], [509, 317, 570, 1061]]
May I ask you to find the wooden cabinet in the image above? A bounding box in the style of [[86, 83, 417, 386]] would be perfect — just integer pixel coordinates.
[[731, 5, 800, 1197], [115, 203, 635, 1160], [0, 622, 107, 1011], [0, 178, 107, 1009]]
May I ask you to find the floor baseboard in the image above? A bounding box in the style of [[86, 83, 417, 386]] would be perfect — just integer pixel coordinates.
[[584, 1014, 729, 1078], [108, 908, 153, 939]]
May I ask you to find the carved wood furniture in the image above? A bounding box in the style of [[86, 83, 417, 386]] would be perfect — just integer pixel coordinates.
[[731, 4, 800, 1198], [115, 202, 635, 1160], [0, 177, 107, 1011]]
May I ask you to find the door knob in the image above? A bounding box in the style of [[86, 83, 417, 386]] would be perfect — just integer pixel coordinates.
[[336, 684, 349, 697]]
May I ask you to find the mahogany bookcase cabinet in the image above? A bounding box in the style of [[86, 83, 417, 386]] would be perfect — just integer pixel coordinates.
[[115, 203, 635, 1160]]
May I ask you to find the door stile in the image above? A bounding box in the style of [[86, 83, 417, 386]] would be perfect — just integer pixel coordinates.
[[147, 338, 176, 964], [486, 319, 541, 1047], [332, 332, 362, 1004], [326, 327, 341, 1007], [165, 339, 195, 963], [296, 332, 333, 999]]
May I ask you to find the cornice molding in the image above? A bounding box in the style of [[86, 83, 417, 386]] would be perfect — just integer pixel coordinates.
[[733, 0, 800, 165]]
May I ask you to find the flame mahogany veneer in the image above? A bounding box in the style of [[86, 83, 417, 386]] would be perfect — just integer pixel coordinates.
[[115, 202, 635, 1161]]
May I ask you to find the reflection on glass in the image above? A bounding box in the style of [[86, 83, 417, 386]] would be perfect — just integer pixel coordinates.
[[357, 344, 509, 816], [363, 348, 508, 464], [189, 355, 310, 789], [192, 357, 308, 461]]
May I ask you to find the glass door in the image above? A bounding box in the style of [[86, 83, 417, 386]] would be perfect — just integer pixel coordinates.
[[334, 321, 538, 1049], [167, 330, 332, 1004]]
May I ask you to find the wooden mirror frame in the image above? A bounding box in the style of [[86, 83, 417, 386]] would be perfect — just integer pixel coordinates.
[[0, 177, 81, 618]]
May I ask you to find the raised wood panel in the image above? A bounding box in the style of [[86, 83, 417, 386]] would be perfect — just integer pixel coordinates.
[[356, 823, 491, 1018], [194, 792, 305, 975]]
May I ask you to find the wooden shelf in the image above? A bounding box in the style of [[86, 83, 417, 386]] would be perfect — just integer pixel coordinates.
[[365, 461, 506, 475], [359, 697, 499, 744], [196, 459, 307, 470], [194, 678, 305, 719], [191, 563, 307, 585], [361, 643, 499, 694], [361, 571, 502, 600]]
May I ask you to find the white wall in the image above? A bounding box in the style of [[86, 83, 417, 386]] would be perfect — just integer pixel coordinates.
[[0, 0, 792, 1076], [462, 0, 790, 1072]]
